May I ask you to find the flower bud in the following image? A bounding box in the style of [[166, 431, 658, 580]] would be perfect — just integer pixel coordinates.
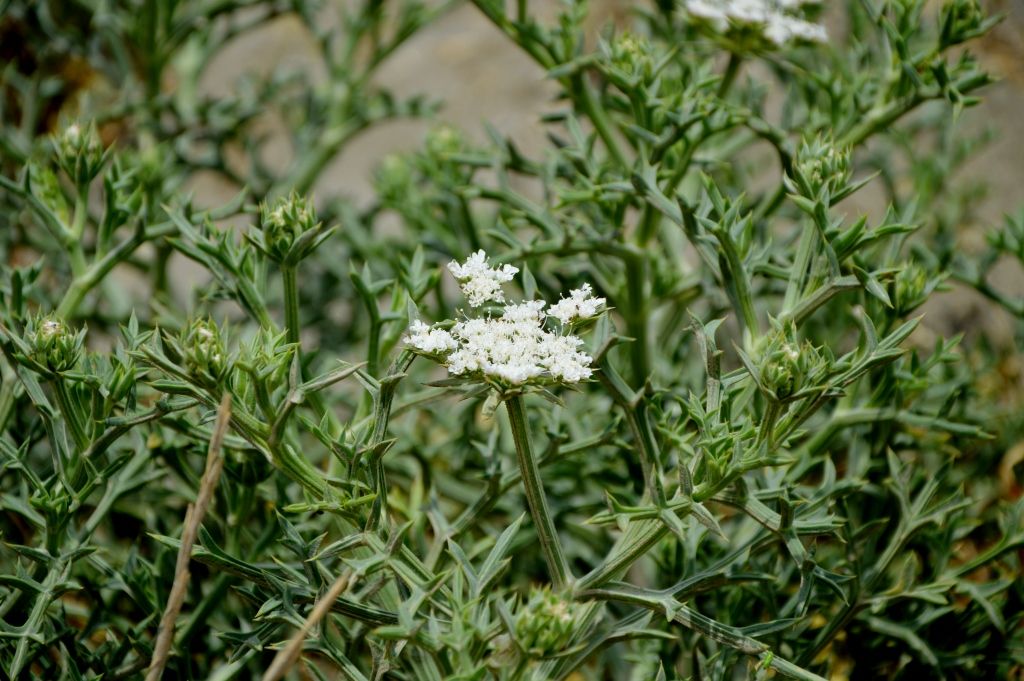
[[181, 318, 230, 384], [425, 125, 464, 159], [258, 192, 318, 263], [30, 164, 70, 224], [761, 342, 803, 400], [514, 588, 581, 657], [27, 315, 83, 373], [55, 121, 106, 187], [940, 0, 986, 47], [608, 33, 655, 84], [755, 326, 826, 401], [893, 262, 930, 315], [794, 135, 852, 201]]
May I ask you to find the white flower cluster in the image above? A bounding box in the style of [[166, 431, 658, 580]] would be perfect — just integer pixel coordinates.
[[407, 320, 458, 354], [407, 252, 606, 386], [684, 0, 827, 46], [447, 250, 519, 307], [548, 283, 606, 325]]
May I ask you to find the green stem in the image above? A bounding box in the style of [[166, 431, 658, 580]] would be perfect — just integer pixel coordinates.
[[596, 356, 663, 504], [364, 352, 415, 530], [70, 186, 88, 241], [56, 225, 167, 318], [782, 222, 817, 314], [53, 379, 89, 453], [281, 265, 301, 348], [717, 53, 742, 99], [9, 558, 71, 678], [624, 255, 650, 383], [573, 75, 628, 168], [281, 122, 362, 197], [576, 519, 665, 590], [580, 585, 827, 681], [65, 186, 90, 278], [757, 400, 781, 447], [505, 395, 571, 589], [717, 230, 759, 341], [272, 442, 329, 498]]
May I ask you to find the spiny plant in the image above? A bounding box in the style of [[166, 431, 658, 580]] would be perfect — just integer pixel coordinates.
[[1, 0, 1022, 680]]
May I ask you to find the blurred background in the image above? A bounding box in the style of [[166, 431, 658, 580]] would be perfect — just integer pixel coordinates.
[[187, 0, 1024, 339], [4, 0, 1023, 341]]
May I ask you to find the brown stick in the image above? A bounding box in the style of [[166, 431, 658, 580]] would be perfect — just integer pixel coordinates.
[[146, 394, 232, 681], [261, 570, 352, 681]]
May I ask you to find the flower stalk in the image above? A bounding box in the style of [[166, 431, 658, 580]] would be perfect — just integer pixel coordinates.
[[281, 264, 301, 347], [506, 394, 572, 590]]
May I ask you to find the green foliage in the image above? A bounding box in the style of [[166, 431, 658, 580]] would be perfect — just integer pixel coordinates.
[[0, 0, 1021, 679]]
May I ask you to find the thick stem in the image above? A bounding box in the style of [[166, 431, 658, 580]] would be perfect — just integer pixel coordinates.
[[53, 379, 89, 453], [573, 75, 628, 168], [717, 53, 742, 99], [281, 265, 301, 348], [505, 395, 571, 589], [56, 225, 162, 318], [65, 187, 90, 278], [576, 519, 666, 591], [757, 400, 782, 447], [363, 352, 415, 530], [624, 255, 651, 383]]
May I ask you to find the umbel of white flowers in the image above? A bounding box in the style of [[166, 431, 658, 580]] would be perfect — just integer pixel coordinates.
[[684, 0, 827, 46], [407, 251, 606, 386]]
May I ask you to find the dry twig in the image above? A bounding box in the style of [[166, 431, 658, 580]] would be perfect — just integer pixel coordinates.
[[146, 394, 233, 681], [261, 570, 352, 681]]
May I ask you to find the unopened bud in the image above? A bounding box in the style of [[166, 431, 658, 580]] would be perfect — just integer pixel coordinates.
[[258, 192, 318, 262], [181, 318, 230, 384], [27, 315, 83, 373], [55, 121, 106, 186], [514, 588, 582, 657]]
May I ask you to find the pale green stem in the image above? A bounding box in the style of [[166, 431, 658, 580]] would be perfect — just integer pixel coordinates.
[[53, 379, 89, 453], [717, 53, 742, 98], [281, 265, 301, 348], [505, 395, 571, 589], [67, 187, 89, 278]]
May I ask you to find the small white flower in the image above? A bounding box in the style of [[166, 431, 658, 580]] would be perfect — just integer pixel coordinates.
[[41, 319, 64, 338], [407, 320, 458, 354], [686, 0, 729, 28], [409, 254, 604, 386], [447, 250, 519, 307], [548, 284, 606, 325], [682, 0, 826, 45]]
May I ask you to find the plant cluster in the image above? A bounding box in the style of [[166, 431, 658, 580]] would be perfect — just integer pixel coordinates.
[[1, 0, 1022, 679]]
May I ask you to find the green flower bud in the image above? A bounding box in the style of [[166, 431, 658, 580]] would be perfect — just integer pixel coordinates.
[[608, 33, 656, 84], [794, 135, 852, 200], [755, 325, 827, 401], [761, 343, 803, 400], [940, 0, 986, 47], [181, 318, 230, 384], [257, 192, 319, 263], [514, 588, 581, 658], [26, 315, 83, 373], [55, 121, 106, 187], [425, 125, 464, 159], [893, 262, 930, 315], [30, 164, 71, 224]]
